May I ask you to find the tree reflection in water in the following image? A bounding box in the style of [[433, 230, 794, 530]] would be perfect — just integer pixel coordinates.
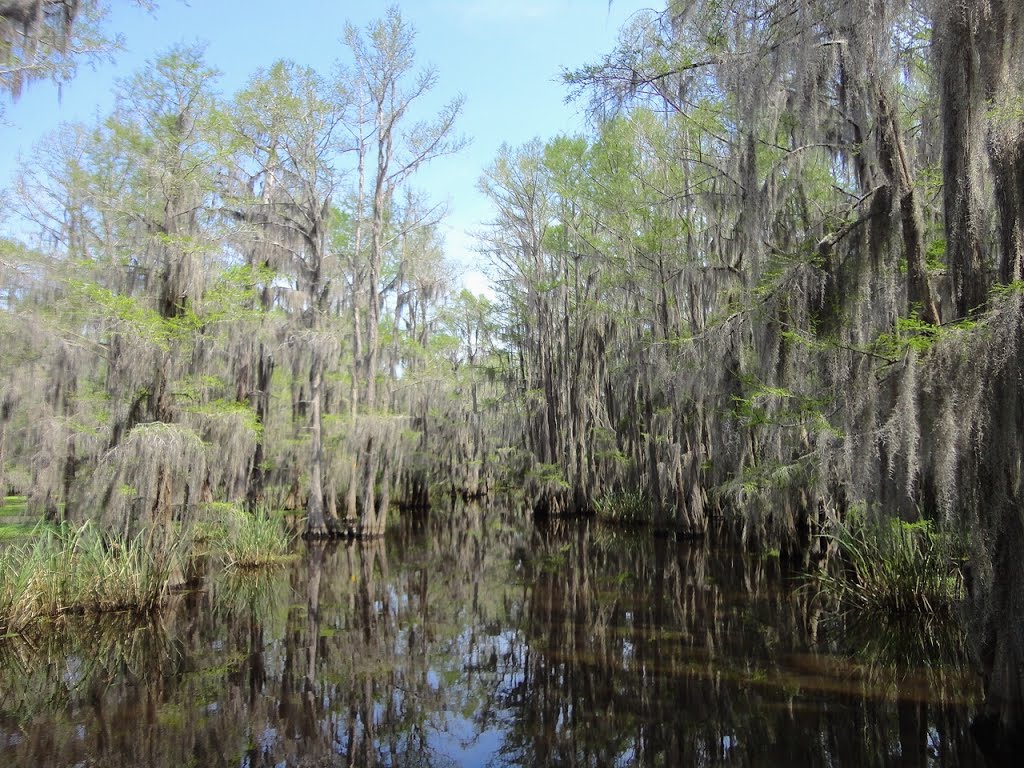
[[0, 505, 987, 766]]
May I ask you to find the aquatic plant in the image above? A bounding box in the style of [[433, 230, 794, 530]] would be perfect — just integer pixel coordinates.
[[0, 522, 182, 633], [812, 519, 965, 617], [592, 490, 651, 525], [218, 505, 293, 569]]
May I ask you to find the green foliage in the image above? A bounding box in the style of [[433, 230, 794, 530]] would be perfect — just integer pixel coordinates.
[[593, 490, 651, 525], [989, 280, 1024, 300], [723, 455, 816, 501], [872, 315, 977, 359], [730, 377, 835, 435], [925, 238, 946, 270], [197, 264, 273, 325], [72, 282, 176, 350], [812, 519, 965, 617], [526, 463, 569, 492], [185, 398, 263, 439]]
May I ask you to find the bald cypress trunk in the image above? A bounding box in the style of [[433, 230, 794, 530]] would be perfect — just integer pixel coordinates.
[[983, 1, 1024, 286], [245, 346, 274, 510], [876, 87, 941, 325], [305, 347, 328, 536], [937, 1, 990, 318], [993, 151, 1024, 285], [0, 398, 7, 501]]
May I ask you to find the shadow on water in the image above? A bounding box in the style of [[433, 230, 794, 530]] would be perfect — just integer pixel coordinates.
[[0, 504, 992, 766]]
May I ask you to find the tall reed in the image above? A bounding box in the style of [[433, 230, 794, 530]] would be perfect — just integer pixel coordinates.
[[593, 490, 651, 525], [216, 504, 293, 569], [0, 523, 180, 633], [812, 519, 964, 617]]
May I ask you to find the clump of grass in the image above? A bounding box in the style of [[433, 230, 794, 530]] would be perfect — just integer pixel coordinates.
[[0, 522, 181, 634], [593, 490, 651, 525], [812, 518, 964, 617], [218, 505, 293, 569]]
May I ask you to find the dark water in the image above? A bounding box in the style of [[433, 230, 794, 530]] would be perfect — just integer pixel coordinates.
[[0, 506, 987, 766]]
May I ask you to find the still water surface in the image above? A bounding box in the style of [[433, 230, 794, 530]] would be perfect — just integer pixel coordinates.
[[0, 506, 986, 766]]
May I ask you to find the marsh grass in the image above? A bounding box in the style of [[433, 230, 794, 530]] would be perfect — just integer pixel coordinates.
[[812, 519, 965, 617], [0, 523, 180, 633], [215, 504, 293, 569], [593, 490, 651, 525]]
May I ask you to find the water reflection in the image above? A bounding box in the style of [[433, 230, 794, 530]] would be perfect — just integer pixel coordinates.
[[0, 506, 986, 766]]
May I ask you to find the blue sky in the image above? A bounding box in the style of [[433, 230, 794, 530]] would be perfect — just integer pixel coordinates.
[[0, 0, 653, 292]]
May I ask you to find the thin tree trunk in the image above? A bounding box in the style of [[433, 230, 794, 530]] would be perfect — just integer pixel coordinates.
[[305, 347, 327, 536], [245, 347, 274, 510], [876, 87, 941, 325], [993, 151, 1024, 285], [365, 106, 393, 412]]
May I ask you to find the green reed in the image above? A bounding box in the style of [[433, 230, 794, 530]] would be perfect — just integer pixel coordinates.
[[0, 522, 181, 633], [813, 518, 964, 617], [592, 490, 651, 525], [217, 505, 293, 569]]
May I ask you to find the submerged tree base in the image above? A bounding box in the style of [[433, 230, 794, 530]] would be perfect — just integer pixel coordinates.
[[301, 521, 381, 541]]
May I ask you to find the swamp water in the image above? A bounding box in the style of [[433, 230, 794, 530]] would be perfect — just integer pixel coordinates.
[[0, 507, 987, 766]]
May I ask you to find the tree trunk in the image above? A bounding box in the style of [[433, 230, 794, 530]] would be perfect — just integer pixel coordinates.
[[876, 87, 941, 325], [937, 1, 990, 318], [245, 346, 274, 510], [993, 150, 1024, 285], [305, 348, 327, 537]]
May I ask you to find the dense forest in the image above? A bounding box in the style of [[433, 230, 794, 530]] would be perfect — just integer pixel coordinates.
[[2, 0, 1024, 755]]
